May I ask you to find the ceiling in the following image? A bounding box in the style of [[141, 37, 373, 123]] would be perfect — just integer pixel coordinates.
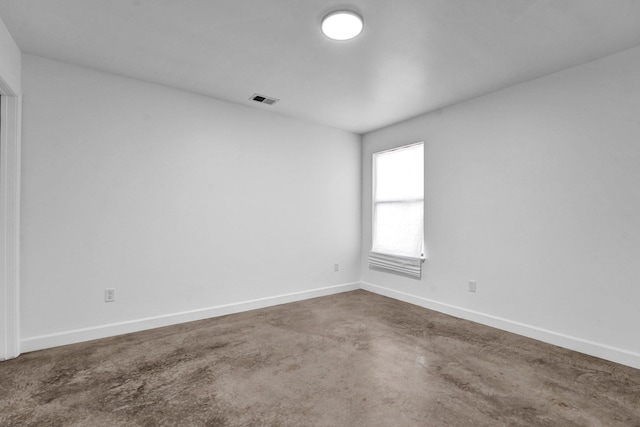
[[2, 0, 640, 134]]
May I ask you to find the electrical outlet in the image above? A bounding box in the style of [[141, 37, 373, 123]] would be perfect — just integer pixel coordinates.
[[105, 288, 115, 302], [468, 281, 476, 293], [334, 263, 340, 272]]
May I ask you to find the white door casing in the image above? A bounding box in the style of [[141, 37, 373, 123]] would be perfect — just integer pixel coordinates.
[[0, 73, 21, 361]]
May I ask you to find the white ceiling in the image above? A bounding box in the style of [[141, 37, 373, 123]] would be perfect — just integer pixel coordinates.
[[2, 0, 640, 134]]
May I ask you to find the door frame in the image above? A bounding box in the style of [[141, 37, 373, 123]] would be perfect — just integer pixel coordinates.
[[0, 73, 21, 361]]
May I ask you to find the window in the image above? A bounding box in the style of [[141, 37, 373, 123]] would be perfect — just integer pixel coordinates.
[[370, 142, 424, 277]]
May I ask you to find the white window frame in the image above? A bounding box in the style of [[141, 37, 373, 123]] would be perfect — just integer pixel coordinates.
[[369, 142, 425, 278]]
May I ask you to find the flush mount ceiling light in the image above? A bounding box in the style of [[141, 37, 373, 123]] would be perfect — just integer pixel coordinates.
[[321, 10, 364, 41]]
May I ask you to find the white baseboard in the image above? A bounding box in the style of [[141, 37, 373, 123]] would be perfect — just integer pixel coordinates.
[[20, 282, 360, 353], [19, 280, 640, 370], [360, 281, 640, 370]]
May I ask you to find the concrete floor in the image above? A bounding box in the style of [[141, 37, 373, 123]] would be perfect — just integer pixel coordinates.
[[1, 290, 639, 426]]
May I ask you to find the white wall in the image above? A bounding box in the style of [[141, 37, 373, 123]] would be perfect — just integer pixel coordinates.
[[15, 39, 640, 370], [20, 54, 361, 349], [361, 46, 640, 369]]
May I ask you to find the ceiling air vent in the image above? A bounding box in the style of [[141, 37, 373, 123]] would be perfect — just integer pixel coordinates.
[[250, 93, 279, 106]]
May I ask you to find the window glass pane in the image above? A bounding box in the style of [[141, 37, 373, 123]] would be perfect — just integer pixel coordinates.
[[375, 144, 423, 202], [373, 201, 424, 257]]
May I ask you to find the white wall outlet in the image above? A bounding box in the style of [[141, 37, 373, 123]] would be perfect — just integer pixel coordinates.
[[468, 281, 476, 293], [334, 263, 340, 272], [105, 288, 115, 302]]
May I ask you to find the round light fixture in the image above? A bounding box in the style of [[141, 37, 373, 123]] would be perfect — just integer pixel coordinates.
[[321, 10, 364, 41]]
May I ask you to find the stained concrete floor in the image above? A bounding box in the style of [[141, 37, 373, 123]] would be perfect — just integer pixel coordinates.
[[1, 290, 639, 426]]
